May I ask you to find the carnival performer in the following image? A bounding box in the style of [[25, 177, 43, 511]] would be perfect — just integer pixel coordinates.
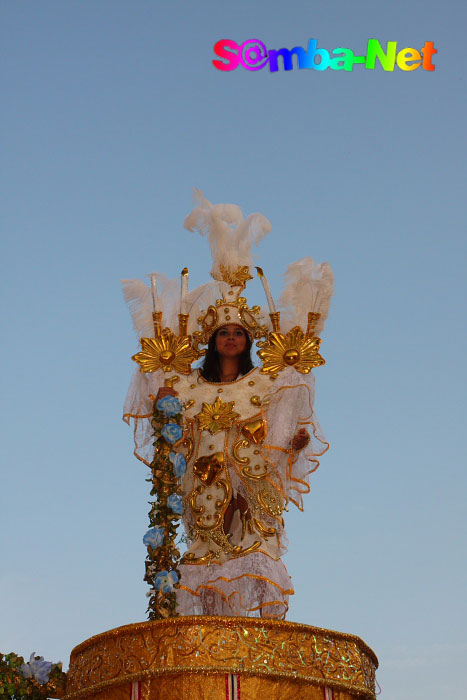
[[123, 191, 333, 619]]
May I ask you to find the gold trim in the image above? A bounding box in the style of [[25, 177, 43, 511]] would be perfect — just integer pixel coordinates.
[[232, 438, 250, 464], [65, 617, 378, 700], [242, 464, 268, 480], [253, 518, 277, 538], [197, 367, 257, 386]]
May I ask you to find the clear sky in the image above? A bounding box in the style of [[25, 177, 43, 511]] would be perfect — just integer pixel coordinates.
[[1, 2, 466, 698]]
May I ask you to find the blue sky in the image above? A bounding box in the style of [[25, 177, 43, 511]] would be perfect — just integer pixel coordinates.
[[1, 2, 466, 698]]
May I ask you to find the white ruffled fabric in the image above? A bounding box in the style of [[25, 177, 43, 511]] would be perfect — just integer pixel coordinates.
[[177, 552, 293, 619]]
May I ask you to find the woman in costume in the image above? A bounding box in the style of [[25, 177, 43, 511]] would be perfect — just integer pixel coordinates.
[[123, 192, 332, 619]]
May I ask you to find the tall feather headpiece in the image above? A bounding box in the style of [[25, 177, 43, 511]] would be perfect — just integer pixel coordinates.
[[184, 189, 272, 282]]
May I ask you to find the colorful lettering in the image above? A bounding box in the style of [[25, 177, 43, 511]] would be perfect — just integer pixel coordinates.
[[365, 40, 397, 71], [421, 41, 437, 71], [212, 39, 241, 72], [396, 48, 422, 71], [268, 46, 308, 72], [212, 38, 437, 74]]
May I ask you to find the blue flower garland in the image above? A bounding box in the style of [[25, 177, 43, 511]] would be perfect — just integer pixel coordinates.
[[144, 392, 185, 619]]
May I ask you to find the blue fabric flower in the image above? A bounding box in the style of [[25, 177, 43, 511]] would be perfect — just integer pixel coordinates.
[[154, 569, 179, 593], [161, 422, 183, 444], [20, 653, 53, 685], [143, 527, 164, 549], [169, 451, 186, 478], [167, 493, 183, 515], [156, 395, 182, 417]]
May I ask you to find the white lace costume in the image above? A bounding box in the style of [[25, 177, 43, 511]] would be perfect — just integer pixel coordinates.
[[124, 363, 327, 618], [123, 191, 332, 618]]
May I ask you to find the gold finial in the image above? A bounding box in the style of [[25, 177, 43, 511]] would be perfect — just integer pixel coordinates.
[[152, 311, 162, 337], [178, 313, 189, 336], [269, 311, 281, 332]]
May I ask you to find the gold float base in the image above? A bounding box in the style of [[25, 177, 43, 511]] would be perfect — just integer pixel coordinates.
[[65, 616, 378, 700]]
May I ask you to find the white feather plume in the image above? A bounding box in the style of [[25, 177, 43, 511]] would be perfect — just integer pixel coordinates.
[[279, 257, 334, 335], [184, 190, 271, 279], [122, 273, 181, 337], [121, 278, 154, 338]]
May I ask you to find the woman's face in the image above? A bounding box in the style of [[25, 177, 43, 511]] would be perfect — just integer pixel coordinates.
[[215, 324, 248, 358]]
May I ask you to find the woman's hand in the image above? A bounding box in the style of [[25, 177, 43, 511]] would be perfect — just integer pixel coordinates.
[[291, 428, 310, 452], [155, 387, 177, 401]]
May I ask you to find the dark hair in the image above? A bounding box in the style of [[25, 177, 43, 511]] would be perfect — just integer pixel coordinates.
[[200, 327, 254, 382]]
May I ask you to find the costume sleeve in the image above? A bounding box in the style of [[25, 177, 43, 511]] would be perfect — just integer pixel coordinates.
[[262, 367, 328, 510], [123, 369, 165, 466]]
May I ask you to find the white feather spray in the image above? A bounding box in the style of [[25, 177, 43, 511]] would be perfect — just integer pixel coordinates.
[[184, 189, 272, 279], [279, 257, 334, 335]]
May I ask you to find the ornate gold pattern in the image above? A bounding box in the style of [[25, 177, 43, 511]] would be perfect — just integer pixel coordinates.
[[132, 332, 200, 374], [253, 518, 277, 538], [257, 327, 325, 376], [189, 479, 232, 531], [194, 294, 269, 349], [232, 438, 250, 464], [213, 264, 253, 287], [182, 436, 194, 461], [64, 617, 378, 700], [195, 396, 240, 435], [242, 464, 268, 480], [258, 485, 284, 517]]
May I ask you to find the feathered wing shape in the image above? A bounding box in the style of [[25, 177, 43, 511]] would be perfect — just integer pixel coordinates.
[[122, 274, 181, 337], [121, 278, 154, 338], [184, 190, 271, 279], [279, 257, 334, 335]]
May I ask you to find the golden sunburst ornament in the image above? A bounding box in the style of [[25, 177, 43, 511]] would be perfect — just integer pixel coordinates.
[[257, 327, 325, 376], [132, 331, 199, 374], [195, 396, 240, 435]]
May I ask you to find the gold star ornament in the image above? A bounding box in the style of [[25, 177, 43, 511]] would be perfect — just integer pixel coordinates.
[[257, 327, 325, 376], [195, 396, 240, 435], [132, 331, 200, 374]]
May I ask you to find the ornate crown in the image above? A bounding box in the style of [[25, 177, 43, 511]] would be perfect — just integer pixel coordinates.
[[193, 265, 268, 348], [125, 191, 333, 378]]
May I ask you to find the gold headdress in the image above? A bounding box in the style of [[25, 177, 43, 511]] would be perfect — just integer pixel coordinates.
[[125, 191, 333, 377]]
